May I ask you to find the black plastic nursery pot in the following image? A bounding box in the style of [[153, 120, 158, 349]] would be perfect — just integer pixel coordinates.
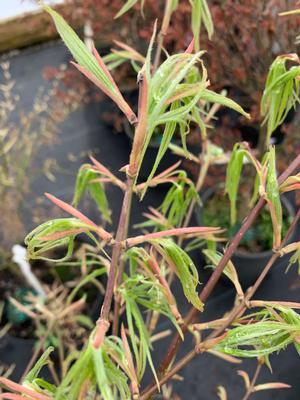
[[195, 189, 298, 288], [0, 334, 35, 380]]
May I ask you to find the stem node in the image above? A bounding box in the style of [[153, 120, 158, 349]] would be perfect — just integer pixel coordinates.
[[93, 318, 110, 349]]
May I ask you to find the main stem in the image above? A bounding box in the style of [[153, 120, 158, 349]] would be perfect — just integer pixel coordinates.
[[93, 176, 134, 348], [94, 72, 148, 347], [112, 187, 133, 335]]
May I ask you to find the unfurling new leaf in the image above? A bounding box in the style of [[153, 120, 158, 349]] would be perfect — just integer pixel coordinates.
[[25, 218, 98, 262], [151, 238, 203, 310], [203, 249, 243, 297], [73, 164, 111, 223]]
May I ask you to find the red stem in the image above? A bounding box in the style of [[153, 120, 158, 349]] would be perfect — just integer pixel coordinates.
[[95, 71, 148, 344], [93, 177, 134, 348]]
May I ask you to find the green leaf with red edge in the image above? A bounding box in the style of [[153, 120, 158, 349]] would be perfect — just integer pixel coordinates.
[[44, 193, 112, 242], [44, 6, 136, 123], [45, 193, 97, 227], [126, 226, 223, 246], [0, 376, 51, 400]]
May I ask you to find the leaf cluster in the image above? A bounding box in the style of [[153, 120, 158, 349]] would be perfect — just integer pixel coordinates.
[[261, 54, 300, 146], [216, 306, 300, 358]]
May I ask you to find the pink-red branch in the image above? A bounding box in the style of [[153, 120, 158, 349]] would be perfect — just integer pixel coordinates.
[[0, 378, 51, 400], [126, 226, 223, 246]]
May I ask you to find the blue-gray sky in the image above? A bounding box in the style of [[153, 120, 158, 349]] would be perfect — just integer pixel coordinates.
[[0, 0, 64, 20]]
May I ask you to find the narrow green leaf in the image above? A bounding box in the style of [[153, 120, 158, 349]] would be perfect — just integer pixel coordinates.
[[24, 347, 54, 383], [265, 146, 282, 248], [92, 347, 114, 400], [200, 89, 250, 119], [31, 378, 56, 394], [225, 144, 245, 226], [115, 0, 139, 18], [215, 322, 294, 358], [56, 345, 93, 399], [287, 245, 300, 274], [44, 6, 136, 122], [190, 0, 202, 51], [190, 0, 214, 51]]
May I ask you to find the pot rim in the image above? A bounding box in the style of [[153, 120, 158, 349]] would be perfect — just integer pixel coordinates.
[[195, 187, 297, 259]]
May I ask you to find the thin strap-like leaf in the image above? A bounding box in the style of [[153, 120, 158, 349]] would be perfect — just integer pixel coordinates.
[[44, 6, 136, 123]]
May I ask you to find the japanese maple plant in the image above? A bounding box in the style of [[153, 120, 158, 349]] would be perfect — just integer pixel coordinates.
[[1, 2, 300, 399]]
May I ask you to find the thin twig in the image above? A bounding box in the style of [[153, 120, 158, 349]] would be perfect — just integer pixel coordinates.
[[242, 361, 263, 400], [153, 0, 174, 72], [93, 176, 134, 348]]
